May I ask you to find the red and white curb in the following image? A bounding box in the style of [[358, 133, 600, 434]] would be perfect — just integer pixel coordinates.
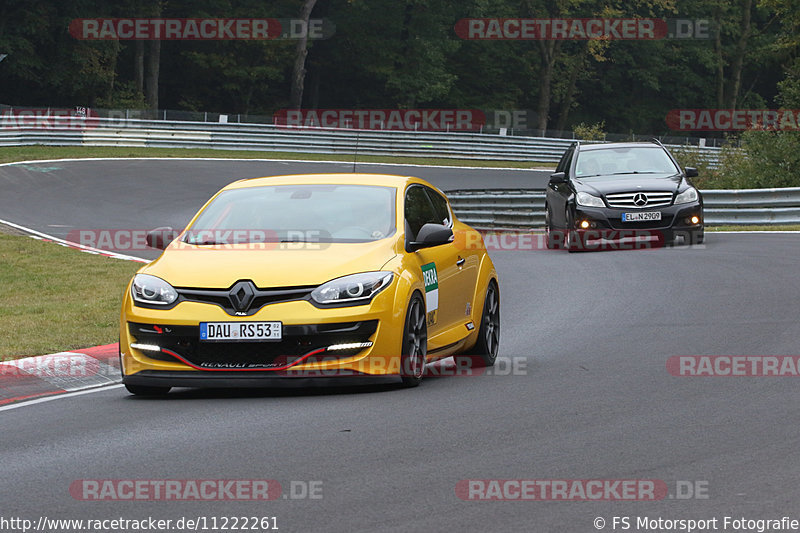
[[0, 344, 121, 406]]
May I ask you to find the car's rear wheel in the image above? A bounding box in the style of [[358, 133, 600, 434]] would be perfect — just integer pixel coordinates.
[[455, 280, 500, 369], [400, 293, 427, 387], [125, 384, 171, 396]]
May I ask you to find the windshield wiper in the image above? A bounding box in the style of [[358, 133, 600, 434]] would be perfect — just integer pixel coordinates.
[[607, 171, 661, 175]]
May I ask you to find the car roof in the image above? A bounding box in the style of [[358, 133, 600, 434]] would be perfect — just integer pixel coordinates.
[[578, 142, 664, 152], [224, 173, 425, 190]]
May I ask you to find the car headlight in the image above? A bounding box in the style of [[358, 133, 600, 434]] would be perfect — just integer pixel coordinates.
[[674, 187, 699, 205], [311, 272, 394, 306], [131, 274, 178, 306], [576, 192, 605, 208]]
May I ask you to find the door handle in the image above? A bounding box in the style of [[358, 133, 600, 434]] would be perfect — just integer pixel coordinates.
[[456, 257, 466, 267]]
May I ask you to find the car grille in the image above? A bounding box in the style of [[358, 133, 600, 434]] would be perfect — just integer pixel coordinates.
[[605, 191, 674, 209], [175, 285, 315, 316], [129, 320, 378, 370]]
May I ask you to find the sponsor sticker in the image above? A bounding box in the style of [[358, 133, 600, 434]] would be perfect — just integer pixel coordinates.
[[421, 262, 439, 326]]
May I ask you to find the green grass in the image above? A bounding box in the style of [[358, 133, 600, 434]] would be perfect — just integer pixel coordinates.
[[0, 230, 141, 360], [0, 145, 547, 169]]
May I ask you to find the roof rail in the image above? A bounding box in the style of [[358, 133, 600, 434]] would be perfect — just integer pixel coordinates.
[[650, 137, 665, 148]]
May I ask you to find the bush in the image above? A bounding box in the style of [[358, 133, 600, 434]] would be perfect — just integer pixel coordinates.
[[573, 121, 606, 141], [669, 144, 723, 189], [715, 130, 800, 189]]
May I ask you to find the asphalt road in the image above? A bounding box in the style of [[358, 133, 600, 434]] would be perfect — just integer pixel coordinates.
[[0, 158, 550, 258], [1, 160, 799, 532]]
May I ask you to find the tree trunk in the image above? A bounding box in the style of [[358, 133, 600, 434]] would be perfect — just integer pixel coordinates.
[[536, 40, 560, 135], [143, 0, 162, 110], [145, 39, 160, 110], [727, 0, 753, 109], [289, 0, 318, 109], [554, 45, 587, 134], [714, 7, 725, 108], [134, 40, 144, 96]]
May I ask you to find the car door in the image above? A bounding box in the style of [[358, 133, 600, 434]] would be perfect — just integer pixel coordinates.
[[425, 186, 478, 322], [547, 146, 574, 228], [404, 184, 462, 335]]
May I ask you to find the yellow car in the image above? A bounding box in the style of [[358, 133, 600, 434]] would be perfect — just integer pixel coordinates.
[[119, 173, 499, 395]]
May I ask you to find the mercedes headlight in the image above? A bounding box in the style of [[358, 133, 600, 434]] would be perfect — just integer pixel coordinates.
[[311, 272, 394, 306], [674, 187, 699, 205], [576, 192, 605, 208], [131, 274, 178, 306]]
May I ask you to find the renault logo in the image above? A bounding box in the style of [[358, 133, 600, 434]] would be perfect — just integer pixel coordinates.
[[228, 280, 256, 312], [633, 193, 648, 207]]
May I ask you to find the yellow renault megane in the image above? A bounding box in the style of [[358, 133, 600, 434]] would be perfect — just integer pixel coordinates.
[[120, 174, 499, 395]]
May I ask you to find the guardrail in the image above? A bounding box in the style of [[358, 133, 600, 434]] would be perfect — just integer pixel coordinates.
[[446, 188, 800, 228], [0, 116, 722, 165]]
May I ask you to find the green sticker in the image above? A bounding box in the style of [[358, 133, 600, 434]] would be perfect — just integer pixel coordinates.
[[422, 262, 438, 291]]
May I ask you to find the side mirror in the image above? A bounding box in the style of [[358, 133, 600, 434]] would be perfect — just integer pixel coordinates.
[[408, 223, 454, 252], [685, 167, 698, 178], [549, 171, 567, 184], [146, 227, 178, 250]]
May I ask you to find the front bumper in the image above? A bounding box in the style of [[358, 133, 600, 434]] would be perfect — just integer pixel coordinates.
[[120, 286, 407, 383], [573, 202, 703, 242]]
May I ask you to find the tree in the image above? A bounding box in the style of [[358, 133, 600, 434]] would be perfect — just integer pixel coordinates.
[[289, 0, 318, 108]]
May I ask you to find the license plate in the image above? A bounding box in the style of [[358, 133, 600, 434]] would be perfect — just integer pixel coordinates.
[[200, 321, 282, 342], [622, 211, 662, 222]]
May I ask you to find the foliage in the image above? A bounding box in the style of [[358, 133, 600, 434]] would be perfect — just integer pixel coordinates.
[[572, 121, 606, 140], [715, 130, 800, 188], [0, 0, 798, 184]]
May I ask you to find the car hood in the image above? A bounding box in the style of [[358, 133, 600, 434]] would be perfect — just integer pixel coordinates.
[[575, 174, 682, 196], [140, 239, 398, 289]]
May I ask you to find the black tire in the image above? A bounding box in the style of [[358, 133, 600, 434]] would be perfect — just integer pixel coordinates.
[[400, 293, 427, 387], [455, 280, 500, 369], [565, 209, 581, 253], [125, 384, 171, 396], [545, 205, 560, 249]]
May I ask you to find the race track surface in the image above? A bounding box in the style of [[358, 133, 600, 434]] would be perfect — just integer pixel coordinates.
[[1, 159, 798, 532]]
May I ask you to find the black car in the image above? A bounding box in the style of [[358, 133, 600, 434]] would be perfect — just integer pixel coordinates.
[[545, 140, 704, 251]]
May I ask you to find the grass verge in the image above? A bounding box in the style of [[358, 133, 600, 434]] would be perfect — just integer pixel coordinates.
[[0, 229, 141, 360], [0, 145, 547, 169]]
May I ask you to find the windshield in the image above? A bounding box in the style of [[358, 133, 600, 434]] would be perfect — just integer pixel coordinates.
[[185, 184, 396, 244], [575, 146, 679, 178]]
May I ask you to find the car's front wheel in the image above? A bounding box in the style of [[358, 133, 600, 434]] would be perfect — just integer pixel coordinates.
[[545, 205, 561, 249], [565, 209, 581, 253], [400, 293, 427, 387]]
